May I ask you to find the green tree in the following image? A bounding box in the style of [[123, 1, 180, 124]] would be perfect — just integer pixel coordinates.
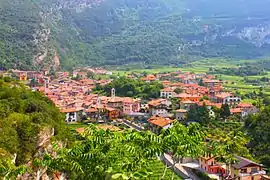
[[93, 76, 163, 99], [0, 149, 28, 180], [220, 104, 230, 120], [245, 107, 270, 168], [170, 97, 180, 111], [186, 104, 210, 124], [263, 96, 270, 106], [206, 128, 250, 175], [161, 123, 205, 179], [34, 123, 207, 179], [198, 79, 205, 86], [0, 77, 69, 169], [35, 125, 165, 179], [173, 88, 182, 94]]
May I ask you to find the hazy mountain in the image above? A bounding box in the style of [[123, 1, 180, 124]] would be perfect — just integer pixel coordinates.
[[1, 0, 270, 70]]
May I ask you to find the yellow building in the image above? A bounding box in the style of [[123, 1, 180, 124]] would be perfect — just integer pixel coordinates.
[[20, 73, 27, 81], [231, 156, 267, 180]]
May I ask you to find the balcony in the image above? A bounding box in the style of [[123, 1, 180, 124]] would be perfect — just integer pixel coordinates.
[[239, 170, 266, 177]]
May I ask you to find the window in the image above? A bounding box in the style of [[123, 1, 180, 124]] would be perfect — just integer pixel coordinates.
[[251, 168, 258, 173], [240, 168, 247, 173]]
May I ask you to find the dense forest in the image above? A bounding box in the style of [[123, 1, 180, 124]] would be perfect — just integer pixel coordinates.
[[0, 77, 69, 178], [1, 0, 270, 70]]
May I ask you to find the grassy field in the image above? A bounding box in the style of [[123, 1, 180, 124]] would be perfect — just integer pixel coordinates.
[[112, 58, 241, 75], [66, 123, 91, 130], [148, 160, 182, 180], [112, 58, 270, 101]]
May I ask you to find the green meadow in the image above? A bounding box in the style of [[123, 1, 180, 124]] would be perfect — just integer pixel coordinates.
[[112, 58, 269, 101]]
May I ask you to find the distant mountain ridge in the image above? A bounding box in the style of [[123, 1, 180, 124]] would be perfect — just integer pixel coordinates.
[[1, 0, 270, 70]]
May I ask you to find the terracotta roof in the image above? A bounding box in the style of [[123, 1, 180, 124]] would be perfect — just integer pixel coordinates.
[[237, 102, 253, 108], [94, 104, 105, 109], [105, 107, 118, 112], [197, 100, 222, 109], [230, 108, 242, 114], [108, 97, 122, 103], [175, 93, 201, 98], [181, 100, 196, 104], [175, 109, 188, 113], [122, 97, 133, 103], [85, 108, 98, 113], [148, 99, 168, 107], [203, 79, 222, 83], [215, 92, 232, 99], [148, 116, 174, 127], [60, 108, 79, 113], [161, 87, 175, 92], [141, 74, 157, 81], [76, 128, 85, 134]]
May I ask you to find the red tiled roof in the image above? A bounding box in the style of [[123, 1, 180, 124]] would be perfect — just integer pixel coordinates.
[[85, 108, 98, 113], [161, 87, 175, 92], [148, 99, 167, 107], [60, 108, 78, 113], [197, 100, 222, 108], [215, 92, 232, 99], [237, 102, 253, 108], [175, 109, 188, 113], [141, 74, 157, 81], [203, 79, 222, 83], [148, 116, 174, 127], [105, 107, 118, 112], [76, 128, 85, 134], [181, 100, 196, 104], [175, 93, 201, 98], [230, 108, 242, 114]]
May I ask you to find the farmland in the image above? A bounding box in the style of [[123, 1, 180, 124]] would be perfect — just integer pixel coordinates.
[[113, 58, 270, 103]]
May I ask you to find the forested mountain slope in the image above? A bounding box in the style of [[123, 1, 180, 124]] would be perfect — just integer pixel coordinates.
[[1, 0, 270, 70], [0, 77, 69, 177]]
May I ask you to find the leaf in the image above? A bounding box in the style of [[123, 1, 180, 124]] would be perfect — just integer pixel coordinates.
[[111, 173, 122, 179], [122, 174, 129, 180], [106, 167, 113, 173]]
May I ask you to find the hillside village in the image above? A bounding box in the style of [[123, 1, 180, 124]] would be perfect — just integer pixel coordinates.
[[0, 68, 269, 180]]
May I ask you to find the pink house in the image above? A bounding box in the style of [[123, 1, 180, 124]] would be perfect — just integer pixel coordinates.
[[122, 98, 141, 114]]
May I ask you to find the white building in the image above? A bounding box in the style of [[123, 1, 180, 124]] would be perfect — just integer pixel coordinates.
[[175, 109, 187, 121], [61, 108, 80, 123], [160, 87, 175, 99]]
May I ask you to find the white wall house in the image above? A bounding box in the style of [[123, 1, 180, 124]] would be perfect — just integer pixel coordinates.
[[61, 109, 80, 123], [160, 91, 173, 99], [223, 96, 241, 105], [160, 88, 175, 99], [65, 112, 77, 122], [152, 108, 168, 117], [175, 109, 187, 121]]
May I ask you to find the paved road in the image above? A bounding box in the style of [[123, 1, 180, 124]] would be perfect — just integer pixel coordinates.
[[122, 119, 145, 131], [163, 154, 201, 180]]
